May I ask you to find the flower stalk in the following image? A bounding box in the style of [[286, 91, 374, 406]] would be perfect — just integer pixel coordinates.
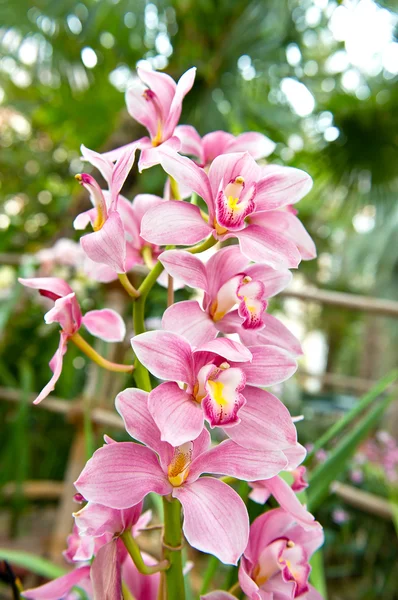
[[70, 333, 134, 373], [162, 497, 185, 600], [121, 530, 169, 575], [118, 273, 140, 298]]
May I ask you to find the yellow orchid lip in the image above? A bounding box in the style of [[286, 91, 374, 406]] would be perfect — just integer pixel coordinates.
[[167, 443, 193, 487]]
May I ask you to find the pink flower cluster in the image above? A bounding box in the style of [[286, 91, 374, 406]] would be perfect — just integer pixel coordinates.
[[21, 65, 324, 600]]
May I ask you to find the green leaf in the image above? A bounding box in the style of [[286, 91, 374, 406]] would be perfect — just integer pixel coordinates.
[[0, 548, 67, 579], [305, 369, 398, 463], [310, 549, 328, 600], [307, 391, 395, 511], [388, 486, 398, 537]]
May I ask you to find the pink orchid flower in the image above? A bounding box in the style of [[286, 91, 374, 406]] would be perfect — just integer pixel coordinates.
[[23, 501, 155, 600], [141, 148, 315, 269], [131, 330, 300, 450], [103, 67, 196, 171], [74, 144, 138, 274], [175, 125, 276, 166], [248, 467, 319, 531], [75, 388, 269, 564], [159, 246, 300, 354], [239, 508, 324, 600], [18, 277, 126, 404]]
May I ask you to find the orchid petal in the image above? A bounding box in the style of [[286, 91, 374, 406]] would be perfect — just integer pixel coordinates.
[[239, 312, 303, 357], [80, 145, 113, 184], [115, 388, 163, 455], [255, 166, 313, 211], [175, 124, 204, 161], [164, 67, 196, 139], [173, 477, 249, 565], [122, 553, 160, 600], [236, 224, 301, 269], [159, 250, 208, 290], [188, 439, 287, 482], [73, 207, 97, 230], [132, 330, 194, 384], [196, 338, 252, 363], [227, 386, 298, 452], [226, 132, 276, 160], [157, 146, 212, 205], [208, 152, 260, 200], [75, 442, 170, 509], [252, 210, 316, 260], [34, 332, 68, 405], [244, 263, 292, 298], [82, 309, 125, 342], [111, 145, 138, 205], [18, 277, 73, 299], [162, 301, 217, 347], [231, 345, 297, 386], [91, 541, 122, 600], [148, 382, 204, 447], [205, 245, 249, 303], [80, 211, 126, 273], [264, 476, 316, 530], [22, 566, 91, 599], [141, 200, 211, 246]]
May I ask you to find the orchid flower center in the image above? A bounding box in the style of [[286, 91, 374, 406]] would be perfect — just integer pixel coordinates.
[[75, 173, 108, 231], [193, 362, 246, 427], [167, 442, 193, 487], [209, 273, 266, 329], [215, 175, 256, 234], [254, 538, 309, 597], [236, 276, 267, 329], [143, 89, 164, 147]]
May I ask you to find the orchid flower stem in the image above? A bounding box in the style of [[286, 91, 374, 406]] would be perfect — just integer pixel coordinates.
[[187, 234, 217, 254], [190, 192, 198, 205], [220, 476, 237, 485], [167, 275, 174, 307], [70, 333, 134, 373], [162, 497, 185, 600], [142, 246, 154, 269], [122, 581, 136, 600], [118, 273, 140, 298], [170, 176, 182, 200], [228, 581, 241, 596], [121, 530, 169, 575]]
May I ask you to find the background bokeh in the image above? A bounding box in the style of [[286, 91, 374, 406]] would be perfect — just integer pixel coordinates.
[[0, 1, 397, 599]]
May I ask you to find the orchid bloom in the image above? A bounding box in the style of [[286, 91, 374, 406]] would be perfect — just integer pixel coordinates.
[[74, 144, 138, 274], [159, 246, 301, 355], [175, 126, 276, 166], [248, 467, 319, 531], [22, 500, 156, 600], [18, 277, 126, 404], [239, 508, 324, 600], [141, 149, 315, 269], [131, 330, 300, 451], [75, 388, 270, 564], [103, 67, 196, 171]]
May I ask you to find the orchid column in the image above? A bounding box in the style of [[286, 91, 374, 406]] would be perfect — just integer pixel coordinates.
[[20, 65, 324, 600]]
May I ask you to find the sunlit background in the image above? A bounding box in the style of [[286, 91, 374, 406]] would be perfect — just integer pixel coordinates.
[[0, 1, 397, 598]]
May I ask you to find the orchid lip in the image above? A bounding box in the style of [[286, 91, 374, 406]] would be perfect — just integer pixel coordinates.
[[167, 443, 193, 487]]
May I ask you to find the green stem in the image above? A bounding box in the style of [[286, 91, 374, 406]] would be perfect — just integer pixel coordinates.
[[227, 581, 241, 596], [118, 273, 140, 298], [200, 555, 219, 595], [121, 530, 169, 575], [162, 497, 185, 600], [187, 234, 217, 254], [70, 333, 134, 373], [122, 582, 136, 600]]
